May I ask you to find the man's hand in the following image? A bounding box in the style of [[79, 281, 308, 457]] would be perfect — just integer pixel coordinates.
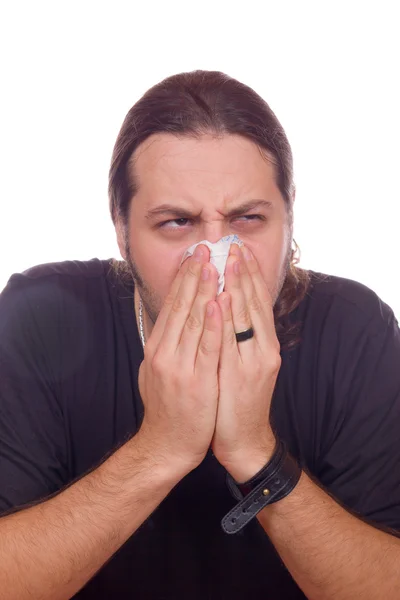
[[211, 244, 281, 482], [137, 244, 223, 475]]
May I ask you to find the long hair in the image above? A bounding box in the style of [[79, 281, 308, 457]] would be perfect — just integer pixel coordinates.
[[108, 70, 311, 351]]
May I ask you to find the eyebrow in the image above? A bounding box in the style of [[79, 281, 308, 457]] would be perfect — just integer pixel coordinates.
[[145, 199, 273, 220]]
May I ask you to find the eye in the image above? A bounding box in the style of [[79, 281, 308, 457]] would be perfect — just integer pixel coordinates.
[[159, 218, 192, 229], [158, 214, 265, 230], [234, 214, 265, 222]]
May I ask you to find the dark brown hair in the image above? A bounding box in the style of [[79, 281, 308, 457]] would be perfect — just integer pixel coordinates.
[[108, 70, 311, 351]]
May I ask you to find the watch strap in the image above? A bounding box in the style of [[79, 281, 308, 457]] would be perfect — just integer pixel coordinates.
[[221, 440, 301, 534]]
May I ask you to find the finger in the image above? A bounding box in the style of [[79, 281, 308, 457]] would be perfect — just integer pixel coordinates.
[[217, 292, 239, 365], [235, 246, 257, 308], [195, 299, 222, 375], [229, 242, 241, 257], [240, 246, 277, 349], [235, 245, 270, 351], [241, 246, 274, 313], [223, 254, 254, 359], [145, 254, 191, 353], [158, 244, 211, 354], [179, 262, 219, 367]]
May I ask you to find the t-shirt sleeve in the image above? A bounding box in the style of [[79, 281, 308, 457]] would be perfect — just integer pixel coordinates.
[[0, 276, 69, 515], [316, 296, 400, 531]]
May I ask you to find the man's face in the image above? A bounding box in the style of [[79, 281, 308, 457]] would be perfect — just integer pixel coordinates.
[[118, 133, 292, 325]]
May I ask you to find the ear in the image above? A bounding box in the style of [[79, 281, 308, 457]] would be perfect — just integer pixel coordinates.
[[115, 220, 127, 261]]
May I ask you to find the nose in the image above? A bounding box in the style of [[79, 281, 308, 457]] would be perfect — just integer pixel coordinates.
[[200, 222, 232, 244]]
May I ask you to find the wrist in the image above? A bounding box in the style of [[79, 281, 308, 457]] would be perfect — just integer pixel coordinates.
[[128, 430, 196, 486], [221, 439, 302, 535], [226, 450, 276, 484], [222, 437, 277, 484], [98, 434, 180, 501]]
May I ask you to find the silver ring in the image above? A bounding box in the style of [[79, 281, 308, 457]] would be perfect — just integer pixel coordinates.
[[235, 327, 254, 343]]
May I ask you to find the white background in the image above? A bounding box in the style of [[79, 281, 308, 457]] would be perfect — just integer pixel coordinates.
[[1, 1, 399, 318]]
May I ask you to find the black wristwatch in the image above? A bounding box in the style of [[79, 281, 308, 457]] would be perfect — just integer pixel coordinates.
[[221, 439, 301, 534]]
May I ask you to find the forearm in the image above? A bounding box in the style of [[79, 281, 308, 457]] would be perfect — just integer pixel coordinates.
[[0, 433, 183, 600], [258, 471, 400, 600]]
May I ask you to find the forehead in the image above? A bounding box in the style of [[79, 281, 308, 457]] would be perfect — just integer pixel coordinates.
[[130, 133, 278, 194]]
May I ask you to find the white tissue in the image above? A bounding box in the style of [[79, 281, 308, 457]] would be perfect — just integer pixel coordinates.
[[180, 234, 243, 294]]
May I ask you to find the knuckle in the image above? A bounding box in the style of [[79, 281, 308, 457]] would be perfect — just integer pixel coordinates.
[[224, 330, 236, 345], [163, 292, 175, 307], [151, 352, 167, 375], [238, 305, 250, 322], [223, 308, 232, 322], [186, 313, 202, 331], [187, 262, 200, 278], [273, 353, 282, 370], [268, 353, 282, 372], [249, 295, 262, 312], [198, 338, 218, 357], [262, 297, 273, 310], [197, 282, 210, 296], [171, 296, 185, 313]]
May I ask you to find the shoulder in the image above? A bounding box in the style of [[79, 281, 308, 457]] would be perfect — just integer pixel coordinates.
[[0, 257, 120, 338], [303, 270, 397, 335], [0, 258, 130, 382], [4, 257, 110, 287], [1, 257, 121, 298]]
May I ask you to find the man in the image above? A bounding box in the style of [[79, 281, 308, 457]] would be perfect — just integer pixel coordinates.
[[1, 69, 399, 599]]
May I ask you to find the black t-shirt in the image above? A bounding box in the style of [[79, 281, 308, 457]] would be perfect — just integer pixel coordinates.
[[1, 258, 400, 599]]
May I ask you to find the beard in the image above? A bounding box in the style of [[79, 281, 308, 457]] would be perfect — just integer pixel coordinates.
[[125, 246, 161, 327], [124, 239, 293, 328]]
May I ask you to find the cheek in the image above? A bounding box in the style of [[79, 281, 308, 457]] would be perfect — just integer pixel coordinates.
[[133, 242, 184, 295], [248, 232, 289, 283]]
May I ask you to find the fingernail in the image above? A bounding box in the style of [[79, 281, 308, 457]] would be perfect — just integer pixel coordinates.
[[234, 260, 241, 275], [243, 246, 253, 261], [194, 246, 203, 262], [201, 267, 210, 280]]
